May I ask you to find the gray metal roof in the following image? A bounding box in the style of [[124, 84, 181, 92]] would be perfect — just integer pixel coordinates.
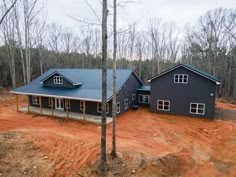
[[11, 69, 140, 101], [147, 64, 220, 84]]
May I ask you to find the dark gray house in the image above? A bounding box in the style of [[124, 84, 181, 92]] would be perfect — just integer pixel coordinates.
[[11, 69, 143, 118], [11, 64, 220, 120], [147, 64, 220, 118]]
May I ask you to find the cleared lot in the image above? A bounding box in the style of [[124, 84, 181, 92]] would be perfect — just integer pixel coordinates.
[[0, 94, 236, 177]]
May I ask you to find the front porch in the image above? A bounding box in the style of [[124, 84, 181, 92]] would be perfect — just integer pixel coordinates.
[[18, 106, 113, 125]]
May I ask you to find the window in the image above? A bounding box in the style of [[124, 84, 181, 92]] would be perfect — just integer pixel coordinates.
[[117, 102, 120, 113], [32, 96, 40, 105], [97, 103, 109, 114], [48, 98, 53, 107], [132, 94, 136, 101], [54, 76, 63, 84], [80, 101, 84, 111], [174, 74, 188, 83], [138, 94, 150, 104], [124, 99, 128, 109], [190, 103, 205, 115], [65, 100, 70, 109], [157, 100, 170, 111]]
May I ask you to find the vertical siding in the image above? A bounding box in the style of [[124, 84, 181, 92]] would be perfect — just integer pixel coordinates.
[[29, 72, 142, 118], [43, 73, 76, 88], [115, 72, 143, 115], [137, 90, 151, 106], [150, 67, 217, 119]]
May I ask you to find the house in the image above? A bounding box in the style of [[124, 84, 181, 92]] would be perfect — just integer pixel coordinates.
[[11, 69, 143, 120], [147, 64, 220, 118], [11, 64, 220, 120]]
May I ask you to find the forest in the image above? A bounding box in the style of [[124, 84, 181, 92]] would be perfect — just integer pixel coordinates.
[[0, 0, 235, 102]]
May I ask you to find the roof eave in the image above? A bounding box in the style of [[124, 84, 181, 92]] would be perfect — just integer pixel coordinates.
[[147, 64, 220, 84], [10, 91, 103, 102]]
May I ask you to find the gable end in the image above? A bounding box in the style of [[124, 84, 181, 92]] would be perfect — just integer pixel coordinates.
[[147, 64, 220, 85]]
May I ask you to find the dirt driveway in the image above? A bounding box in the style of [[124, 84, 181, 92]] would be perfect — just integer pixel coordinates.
[[0, 95, 236, 177]]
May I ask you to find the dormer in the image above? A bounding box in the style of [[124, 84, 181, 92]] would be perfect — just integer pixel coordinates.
[[40, 71, 82, 88]]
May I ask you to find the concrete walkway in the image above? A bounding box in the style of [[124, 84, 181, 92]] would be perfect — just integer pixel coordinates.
[[18, 106, 113, 125]]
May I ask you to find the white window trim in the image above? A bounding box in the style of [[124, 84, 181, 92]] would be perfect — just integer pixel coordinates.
[[54, 75, 63, 84], [174, 74, 188, 84], [132, 94, 136, 101], [80, 101, 84, 111], [117, 102, 120, 114], [138, 94, 150, 104], [124, 99, 128, 109], [97, 103, 109, 114], [65, 99, 70, 109], [32, 96, 40, 105], [48, 98, 52, 107], [157, 100, 170, 111], [190, 103, 205, 115]]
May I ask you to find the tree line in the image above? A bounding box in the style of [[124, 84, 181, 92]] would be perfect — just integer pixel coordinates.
[[0, 1, 235, 102]]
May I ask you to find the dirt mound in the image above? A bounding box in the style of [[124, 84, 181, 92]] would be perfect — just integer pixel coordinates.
[[0, 131, 52, 177], [80, 151, 191, 177]]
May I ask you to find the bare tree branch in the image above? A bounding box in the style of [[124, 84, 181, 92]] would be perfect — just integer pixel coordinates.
[[0, 0, 17, 25], [83, 0, 101, 25]]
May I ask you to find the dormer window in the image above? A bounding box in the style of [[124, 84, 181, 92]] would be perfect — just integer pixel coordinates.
[[174, 74, 188, 83], [54, 76, 63, 84]]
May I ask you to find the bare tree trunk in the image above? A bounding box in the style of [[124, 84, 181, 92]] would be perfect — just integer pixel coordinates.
[[13, 3, 26, 84], [111, 0, 117, 159], [100, 0, 108, 171], [8, 44, 16, 88], [39, 49, 43, 74], [1, 2, 16, 88]]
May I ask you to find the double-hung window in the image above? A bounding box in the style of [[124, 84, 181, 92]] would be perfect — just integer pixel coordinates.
[[97, 103, 109, 114], [138, 94, 150, 104], [124, 99, 128, 109], [65, 100, 70, 109], [117, 102, 120, 113], [32, 96, 40, 105], [157, 100, 170, 111], [132, 94, 136, 101], [48, 98, 53, 107], [80, 101, 84, 111], [190, 103, 205, 115], [54, 76, 63, 84]]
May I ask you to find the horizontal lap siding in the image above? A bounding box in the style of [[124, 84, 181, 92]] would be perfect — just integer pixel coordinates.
[[150, 67, 216, 119]]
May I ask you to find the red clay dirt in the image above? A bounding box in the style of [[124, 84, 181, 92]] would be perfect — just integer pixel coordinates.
[[0, 93, 236, 177]]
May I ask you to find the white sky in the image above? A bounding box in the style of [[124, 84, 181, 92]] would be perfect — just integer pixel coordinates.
[[46, 0, 235, 31]]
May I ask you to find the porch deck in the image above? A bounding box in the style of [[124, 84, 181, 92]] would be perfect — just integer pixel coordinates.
[[18, 106, 113, 125]]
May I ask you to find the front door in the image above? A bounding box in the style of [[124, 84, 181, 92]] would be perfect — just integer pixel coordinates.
[[55, 98, 64, 110]]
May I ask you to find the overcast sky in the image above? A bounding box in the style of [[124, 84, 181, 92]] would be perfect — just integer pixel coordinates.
[[46, 0, 235, 31]]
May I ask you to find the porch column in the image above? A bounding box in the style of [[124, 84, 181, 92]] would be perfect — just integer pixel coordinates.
[[83, 100, 86, 120], [16, 95, 19, 111], [66, 99, 69, 119], [40, 96, 42, 114], [51, 97, 54, 116], [27, 95, 30, 113]]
